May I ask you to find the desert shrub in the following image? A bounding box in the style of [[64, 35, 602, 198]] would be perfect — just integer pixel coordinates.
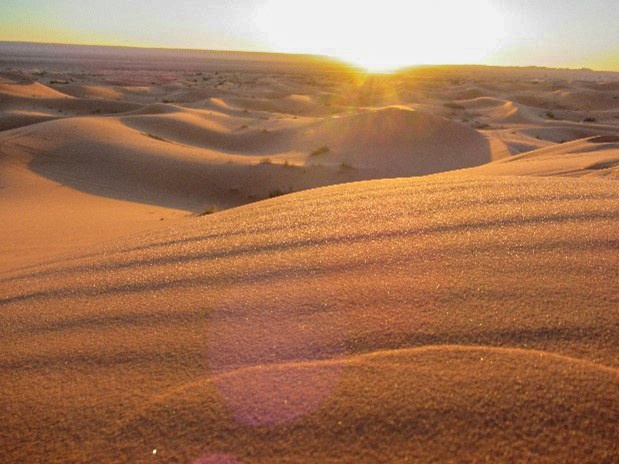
[[269, 188, 285, 198], [473, 122, 491, 130], [444, 102, 465, 110], [339, 162, 355, 172], [198, 205, 219, 216], [310, 146, 330, 157], [584, 117, 597, 122], [259, 158, 273, 165], [142, 132, 168, 143]]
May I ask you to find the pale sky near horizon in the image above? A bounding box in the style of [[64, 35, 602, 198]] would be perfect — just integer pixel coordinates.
[[1, 0, 617, 71]]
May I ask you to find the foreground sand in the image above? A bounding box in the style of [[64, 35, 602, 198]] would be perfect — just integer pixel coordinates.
[[1, 175, 618, 463], [1, 47, 618, 462]]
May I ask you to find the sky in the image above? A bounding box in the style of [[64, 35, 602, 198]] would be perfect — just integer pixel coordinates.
[[1, 0, 618, 71]]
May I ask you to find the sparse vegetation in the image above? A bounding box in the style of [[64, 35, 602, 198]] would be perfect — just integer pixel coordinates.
[[583, 117, 597, 122], [269, 188, 285, 198], [473, 122, 491, 130], [310, 146, 330, 157], [545, 111, 556, 119], [444, 102, 465, 110], [141, 132, 170, 143], [259, 157, 273, 165], [339, 162, 355, 172], [198, 205, 220, 216]]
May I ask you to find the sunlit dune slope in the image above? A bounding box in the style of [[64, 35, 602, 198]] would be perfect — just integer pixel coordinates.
[[1, 175, 617, 463], [0, 82, 73, 99], [457, 136, 619, 178], [0, 140, 188, 272]]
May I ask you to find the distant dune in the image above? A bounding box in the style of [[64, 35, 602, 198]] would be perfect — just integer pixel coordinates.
[[456, 136, 619, 178]]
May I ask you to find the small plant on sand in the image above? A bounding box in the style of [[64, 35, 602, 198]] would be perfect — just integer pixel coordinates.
[[545, 111, 556, 119], [339, 162, 355, 172], [473, 122, 491, 130], [259, 157, 273, 165], [269, 188, 285, 198], [310, 146, 330, 157], [143, 132, 168, 143], [583, 117, 597, 122], [269, 186, 294, 198], [198, 205, 220, 216], [444, 102, 465, 110]]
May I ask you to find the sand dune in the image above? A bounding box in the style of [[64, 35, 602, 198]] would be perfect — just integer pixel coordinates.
[[122, 346, 617, 463], [0, 103, 492, 270], [1, 175, 617, 462], [511, 88, 619, 111], [0, 81, 73, 99], [457, 136, 619, 178], [0, 138, 188, 271], [58, 84, 126, 100], [0, 105, 493, 215], [1, 56, 619, 462]]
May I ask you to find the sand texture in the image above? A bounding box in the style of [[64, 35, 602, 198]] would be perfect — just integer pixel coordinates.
[[1, 47, 618, 463]]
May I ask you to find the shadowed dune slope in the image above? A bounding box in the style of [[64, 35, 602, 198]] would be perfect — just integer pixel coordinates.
[[0, 107, 493, 211], [1, 175, 617, 463], [0, 82, 143, 131]]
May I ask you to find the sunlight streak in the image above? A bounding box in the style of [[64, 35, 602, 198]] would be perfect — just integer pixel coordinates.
[[257, 0, 506, 71]]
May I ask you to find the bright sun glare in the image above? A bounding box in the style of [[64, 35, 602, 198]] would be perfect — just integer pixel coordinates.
[[257, 0, 506, 72]]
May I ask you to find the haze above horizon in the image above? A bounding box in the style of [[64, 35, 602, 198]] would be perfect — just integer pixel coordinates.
[[1, 0, 618, 72]]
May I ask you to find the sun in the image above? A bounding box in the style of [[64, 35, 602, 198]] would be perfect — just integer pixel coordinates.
[[256, 0, 506, 72]]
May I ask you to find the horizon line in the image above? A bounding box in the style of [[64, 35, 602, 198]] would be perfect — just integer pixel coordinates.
[[2, 40, 619, 74]]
